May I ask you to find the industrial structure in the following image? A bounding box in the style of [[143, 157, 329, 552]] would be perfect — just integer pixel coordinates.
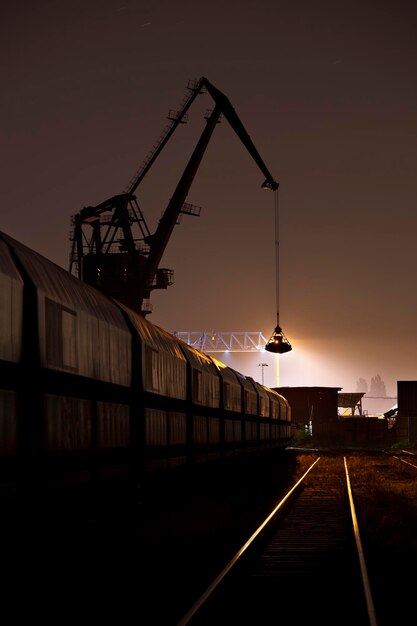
[[69, 77, 278, 316], [172, 331, 269, 353], [337, 392, 366, 416], [276, 385, 411, 447]]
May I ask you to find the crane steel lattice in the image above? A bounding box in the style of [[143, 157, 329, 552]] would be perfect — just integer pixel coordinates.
[[172, 331, 268, 353]]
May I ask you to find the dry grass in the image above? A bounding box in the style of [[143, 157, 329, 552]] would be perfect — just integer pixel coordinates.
[[292, 451, 417, 558], [346, 454, 417, 556]]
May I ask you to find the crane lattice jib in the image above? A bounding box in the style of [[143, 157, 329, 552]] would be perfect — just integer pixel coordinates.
[[125, 78, 207, 195]]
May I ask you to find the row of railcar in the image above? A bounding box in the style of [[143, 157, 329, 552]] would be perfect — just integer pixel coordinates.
[[0, 230, 291, 505]]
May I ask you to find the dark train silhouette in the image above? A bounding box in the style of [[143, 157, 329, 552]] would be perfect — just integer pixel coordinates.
[[0, 230, 291, 504]]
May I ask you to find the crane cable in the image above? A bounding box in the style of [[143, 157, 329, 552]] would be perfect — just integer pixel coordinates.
[[264, 187, 292, 355], [274, 188, 280, 328]]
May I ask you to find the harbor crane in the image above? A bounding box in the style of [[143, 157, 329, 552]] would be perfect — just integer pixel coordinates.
[[69, 77, 278, 315]]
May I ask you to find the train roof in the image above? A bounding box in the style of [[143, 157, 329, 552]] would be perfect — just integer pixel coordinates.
[[0, 230, 129, 330], [0, 237, 24, 280], [116, 302, 187, 360]]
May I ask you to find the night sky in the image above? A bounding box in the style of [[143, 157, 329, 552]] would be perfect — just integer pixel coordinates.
[[2, 0, 416, 408]]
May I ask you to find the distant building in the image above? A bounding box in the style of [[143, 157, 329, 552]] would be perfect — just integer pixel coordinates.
[[397, 381, 417, 416], [393, 381, 417, 444], [275, 386, 341, 437], [276, 386, 397, 447]]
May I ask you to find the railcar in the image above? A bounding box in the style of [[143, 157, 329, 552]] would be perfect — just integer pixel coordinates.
[[0, 230, 292, 508]]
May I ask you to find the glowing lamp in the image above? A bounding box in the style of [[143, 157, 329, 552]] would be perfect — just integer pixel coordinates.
[[265, 325, 292, 354]]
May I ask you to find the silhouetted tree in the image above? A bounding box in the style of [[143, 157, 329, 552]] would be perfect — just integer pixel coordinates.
[[356, 377, 368, 393], [369, 374, 386, 397]]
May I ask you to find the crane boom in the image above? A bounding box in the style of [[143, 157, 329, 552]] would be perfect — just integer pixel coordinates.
[[136, 104, 222, 306], [201, 78, 278, 191], [69, 77, 278, 315], [125, 77, 278, 196], [125, 78, 206, 195]]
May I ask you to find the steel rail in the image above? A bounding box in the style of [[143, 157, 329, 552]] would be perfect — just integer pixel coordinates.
[[344, 456, 378, 626], [176, 457, 320, 626]]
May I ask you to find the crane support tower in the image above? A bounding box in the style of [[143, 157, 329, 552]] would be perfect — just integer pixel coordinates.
[[69, 77, 278, 315]]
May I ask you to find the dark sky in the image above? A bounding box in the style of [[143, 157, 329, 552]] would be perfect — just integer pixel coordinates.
[[2, 0, 416, 406]]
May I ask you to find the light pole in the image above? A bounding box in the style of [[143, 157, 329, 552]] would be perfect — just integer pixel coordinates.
[[258, 362, 268, 385]]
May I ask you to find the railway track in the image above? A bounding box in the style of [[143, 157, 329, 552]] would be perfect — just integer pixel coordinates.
[[177, 455, 373, 625], [176, 451, 417, 626], [3, 450, 416, 625]]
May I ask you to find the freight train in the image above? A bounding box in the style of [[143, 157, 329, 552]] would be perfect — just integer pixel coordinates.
[[0, 230, 292, 506]]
